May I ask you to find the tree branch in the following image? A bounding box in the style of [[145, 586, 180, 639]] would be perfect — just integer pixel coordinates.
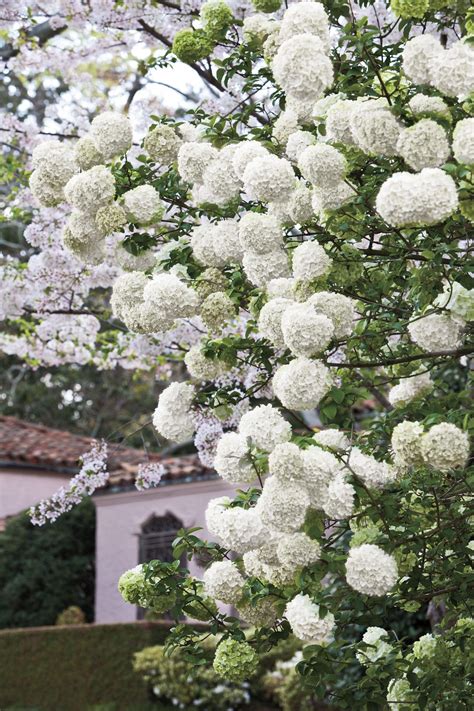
[[0, 20, 67, 61]]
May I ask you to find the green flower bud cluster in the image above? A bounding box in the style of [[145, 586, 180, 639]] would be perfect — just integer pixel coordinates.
[[172, 1, 233, 64], [201, 0, 234, 40], [213, 638, 259, 681], [118, 565, 175, 614], [200, 290, 236, 331], [391, 0, 429, 19], [96, 202, 127, 236]]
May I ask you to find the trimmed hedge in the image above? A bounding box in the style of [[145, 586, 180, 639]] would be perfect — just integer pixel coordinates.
[[0, 621, 172, 711]]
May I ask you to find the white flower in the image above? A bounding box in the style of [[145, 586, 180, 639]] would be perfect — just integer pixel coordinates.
[[143, 124, 182, 164], [255, 475, 310, 532], [232, 140, 270, 180], [214, 219, 244, 264], [205, 495, 232, 540], [143, 273, 200, 330], [257, 297, 295, 348], [202, 147, 241, 206], [430, 41, 474, 98], [29, 170, 65, 207], [298, 144, 347, 187], [387, 677, 413, 711], [67, 210, 98, 245], [286, 130, 316, 163], [402, 35, 441, 86], [350, 103, 401, 157], [388, 372, 433, 408], [273, 34, 333, 103], [74, 136, 104, 171], [90, 111, 133, 159], [242, 13, 276, 44], [281, 303, 334, 357], [312, 181, 355, 214], [272, 108, 300, 146], [214, 432, 256, 483], [110, 271, 147, 321], [287, 183, 314, 225], [277, 532, 321, 571], [349, 448, 397, 489], [243, 249, 290, 287], [268, 442, 305, 482], [273, 357, 332, 410], [238, 404, 291, 453], [123, 185, 164, 225], [239, 213, 283, 254], [279, 2, 330, 52], [323, 472, 355, 519], [31, 141, 78, 187], [413, 633, 437, 660], [325, 99, 357, 145], [211, 506, 268, 554], [64, 165, 115, 213], [177, 142, 219, 184], [376, 169, 458, 228], [434, 281, 474, 322], [408, 94, 450, 119], [238, 597, 280, 627], [313, 428, 350, 452], [391, 419, 424, 472], [420, 422, 469, 472], [396, 119, 450, 171], [408, 313, 464, 352], [285, 594, 335, 644], [303, 445, 341, 509], [453, 118, 474, 165], [203, 560, 245, 604], [152, 382, 196, 443], [242, 155, 295, 203], [356, 627, 392, 665], [266, 277, 295, 300], [345, 544, 398, 596], [190, 224, 226, 268], [292, 241, 332, 282], [184, 344, 225, 380], [96, 202, 127, 235], [307, 292, 355, 339], [114, 243, 155, 272]]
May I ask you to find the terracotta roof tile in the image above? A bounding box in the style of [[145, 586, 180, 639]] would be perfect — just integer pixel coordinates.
[[0, 416, 214, 489]]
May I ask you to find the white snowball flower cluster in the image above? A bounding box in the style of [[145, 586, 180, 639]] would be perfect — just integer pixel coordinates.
[[191, 220, 243, 267], [74, 136, 104, 171], [143, 273, 200, 330], [205, 500, 267, 553], [388, 371, 433, 408], [346, 544, 398, 596], [376, 168, 458, 227], [281, 302, 334, 357], [285, 594, 335, 645], [324, 472, 355, 519], [408, 313, 464, 352], [420, 422, 469, 472], [349, 448, 397, 489], [184, 344, 226, 381], [257, 297, 294, 348], [408, 94, 449, 119], [123, 185, 164, 225], [312, 181, 355, 215], [268, 442, 305, 482], [356, 627, 392, 665], [64, 165, 115, 213], [350, 102, 401, 157], [391, 420, 424, 470], [266, 277, 295, 300], [242, 154, 295, 203], [308, 292, 355, 339], [110, 271, 147, 321], [402, 37, 474, 98], [434, 281, 474, 322], [238, 404, 291, 453], [114, 242, 155, 273], [303, 446, 341, 509], [243, 249, 290, 288], [143, 123, 182, 164], [272, 108, 299, 146], [30, 141, 79, 207], [255, 476, 310, 532], [277, 532, 321, 571], [313, 428, 350, 452], [232, 140, 269, 180], [292, 241, 332, 282], [201, 145, 241, 206], [396, 119, 450, 172], [205, 495, 232, 540], [273, 357, 332, 410], [152, 382, 196, 443], [325, 99, 357, 145], [203, 560, 245, 604], [273, 34, 333, 104], [89, 111, 132, 159], [177, 142, 218, 184], [239, 213, 283, 254], [298, 144, 347, 187], [453, 118, 474, 165], [279, 2, 330, 51], [213, 432, 255, 483], [286, 130, 316, 163], [286, 182, 314, 225]]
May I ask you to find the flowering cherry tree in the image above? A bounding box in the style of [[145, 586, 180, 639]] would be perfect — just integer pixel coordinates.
[[3, 0, 474, 707]]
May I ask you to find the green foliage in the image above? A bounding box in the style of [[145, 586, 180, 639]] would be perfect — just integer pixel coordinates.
[[0, 500, 95, 629], [55, 606, 86, 626], [251, 0, 282, 13], [0, 622, 171, 711]]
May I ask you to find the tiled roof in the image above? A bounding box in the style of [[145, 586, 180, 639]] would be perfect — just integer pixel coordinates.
[[0, 416, 214, 490]]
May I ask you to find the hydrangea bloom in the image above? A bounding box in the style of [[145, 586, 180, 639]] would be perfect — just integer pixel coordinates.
[[350, 104, 401, 156], [213, 431, 256, 483], [391, 420, 424, 470], [453, 118, 474, 165], [64, 165, 116, 213], [268, 441, 305, 482], [396, 119, 450, 171], [349, 448, 397, 489], [278, 2, 330, 51], [273, 34, 333, 102], [307, 292, 355, 339], [238, 404, 291, 452], [324, 472, 355, 519], [281, 303, 334, 357], [232, 140, 269, 179], [313, 428, 350, 452], [177, 142, 219, 184], [402, 35, 442, 86], [420, 422, 469, 472], [256, 475, 310, 532], [213, 639, 258, 682], [408, 313, 465, 352], [298, 144, 347, 187], [356, 627, 393, 665], [242, 154, 295, 203], [203, 560, 245, 603], [273, 357, 332, 410], [257, 297, 294, 348], [242, 249, 290, 287], [143, 124, 182, 164], [346, 544, 398, 596], [388, 371, 433, 408], [292, 241, 332, 282], [90, 111, 133, 159], [238, 213, 283, 254], [152, 382, 196, 443], [285, 594, 335, 644], [123, 185, 164, 225], [277, 532, 321, 571]]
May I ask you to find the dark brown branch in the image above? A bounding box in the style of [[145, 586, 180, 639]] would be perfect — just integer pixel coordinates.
[[327, 346, 473, 369], [0, 20, 67, 61]]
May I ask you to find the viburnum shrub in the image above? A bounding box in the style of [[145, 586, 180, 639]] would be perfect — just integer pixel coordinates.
[[26, 1, 473, 708]]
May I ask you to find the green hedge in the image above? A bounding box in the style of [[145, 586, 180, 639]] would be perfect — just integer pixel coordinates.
[[0, 621, 172, 711]]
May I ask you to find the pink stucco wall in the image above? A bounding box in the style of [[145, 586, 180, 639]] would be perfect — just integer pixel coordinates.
[[93, 478, 234, 623], [0, 468, 70, 521]]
